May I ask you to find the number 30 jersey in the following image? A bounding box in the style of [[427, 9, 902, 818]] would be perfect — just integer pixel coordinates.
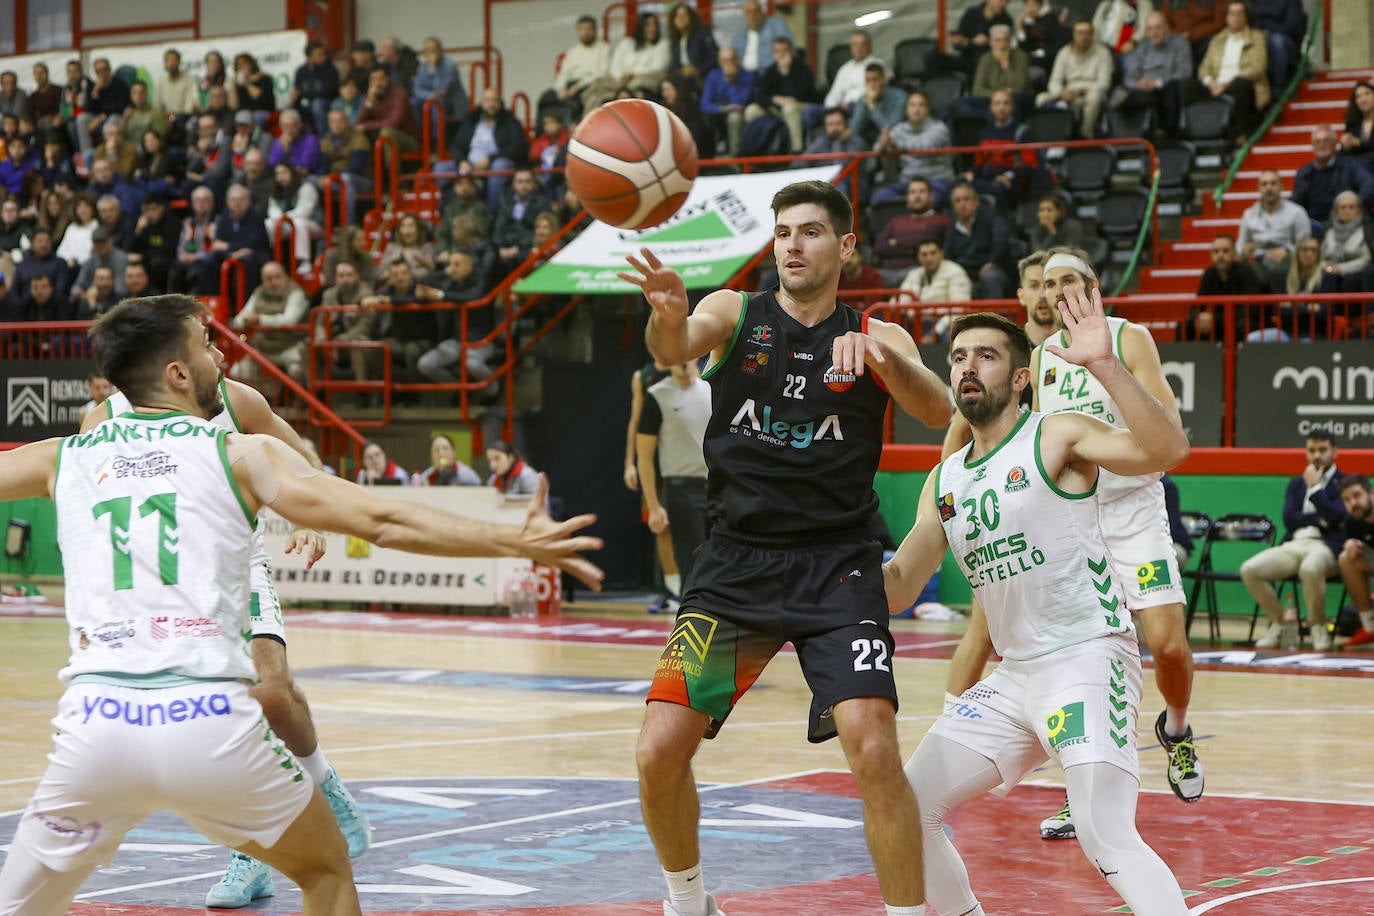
[[934, 411, 1134, 661], [54, 411, 257, 685]]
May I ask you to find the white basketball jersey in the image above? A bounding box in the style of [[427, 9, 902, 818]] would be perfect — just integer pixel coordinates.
[[55, 410, 257, 684], [1036, 316, 1162, 501], [934, 412, 1134, 661], [106, 384, 237, 433]]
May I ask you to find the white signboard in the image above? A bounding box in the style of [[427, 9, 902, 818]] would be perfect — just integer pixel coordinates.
[[260, 486, 537, 606], [513, 165, 842, 295]]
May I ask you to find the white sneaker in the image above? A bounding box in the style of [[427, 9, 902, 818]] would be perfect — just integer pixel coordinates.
[[1254, 622, 1284, 648], [663, 895, 727, 916], [1311, 627, 1332, 652]]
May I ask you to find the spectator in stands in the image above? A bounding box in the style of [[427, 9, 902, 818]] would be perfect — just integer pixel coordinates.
[[199, 50, 229, 106], [317, 107, 372, 224], [414, 434, 483, 486], [16, 228, 72, 302], [486, 441, 540, 495], [346, 41, 379, 94], [230, 260, 310, 381], [550, 15, 615, 118], [122, 80, 167, 145], [123, 259, 159, 298], [416, 250, 496, 390], [1036, 19, 1113, 137], [874, 176, 952, 282], [1184, 0, 1269, 144], [63, 58, 93, 133], [78, 264, 120, 318], [332, 78, 364, 126], [969, 24, 1032, 113], [1249, 0, 1306, 93], [184, 113, 230, 190], [322, 259, 379, 387], [837, 247, 886, 302], [1336, 474, 1374, 649], [1242, 433, 1343, 651], [1030, 192, 1084, 249], [850, 63, 908, 147], [40, 192, 73, 258], [0, 197, 31, 262], [1179, 232, 1264, 339], [0, 133, 35, 196], [437, 211, 496, 282], [232, 53, 276, 124], [530, 110, 569, 197], [202, 85, 235, 131], [932, 0, 1015, 78], [453, 87, 530, 212], [746, 37, 818, 154], [265, 162, 321, 272], [0, 71, 27, 120], [825, 30, 884, 113], [378, 36, 420, 95], [200, 183, 270, 296], [1113, 10, 1191, 132], [611, 13, 671, 98], [1341, 81, 1374, 164], [227, 109, 268, 177], [899, 239, 973, 341], [873, 92, 956, 205], [667, 3, 720, 89], [72, 222, 128, 300], [130, 190, 180, 291], [1159, 0, 1227, 55], [1320, 191, 1370, 293], [1018, 0, 1072, 67], [293, 40, 341, 133], [798, 106, 864, 165], [371, 258, 442, 381], [26, 63, 62, 130], [945, 181, 1012, 298], [960, 88, 1038, 210], [730, 0, 794, 74], [37, 133, 77, 190], [437, 171, 493, 241], [0, 270, 18, 322], [134, 129, 181, 193], [660, 75, 715, 159], [269, 109, 321, 177], [379, 212, 436, 275], [413, 36, 468, 128], [359, 67, 421, 159], [94, 191, 134, 251], [74, 58, 130, 159], [356, 441, 409, 485], [236, 145, 274, 213], [1236, 168, 1310, 287], [1292, 126, 1374, 227], [701, 47, 755, 156], [1092, 0, 1150, 56], [93, 119, 137, 178], [1270, 236, 1329, 340], [18, 272, 73, 324], [321, 225, 379, 290], [492, 167, 551, 272]]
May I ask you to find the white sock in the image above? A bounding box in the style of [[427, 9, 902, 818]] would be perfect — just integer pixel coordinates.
[[664, 573, 682, 597], [1164, 706, 1188, 737], [663, 863, 708, 916], [886, 906, 928, 915], [298, 748, 331, 784], [1360, 610, 1374, 630]]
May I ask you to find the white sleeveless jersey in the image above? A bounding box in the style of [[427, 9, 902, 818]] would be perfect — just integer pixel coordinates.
[[934, 411, 1134, 661], [1036, 316, 1162, 501], [55, 410, 257, 684]]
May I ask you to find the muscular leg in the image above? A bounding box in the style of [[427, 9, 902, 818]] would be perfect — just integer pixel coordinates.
[[1064, 762, 1187, 915], [832, 696, 923, 907], [0, 838, 100, 916], [637, 700, 709, 870], [1133, 604, 1192, 733], [905, 733, 1003, 915], [238, 788, 360, 916], [251, 638, 319, 760]]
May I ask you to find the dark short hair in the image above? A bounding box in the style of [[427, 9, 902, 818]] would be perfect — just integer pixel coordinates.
[[1213, 233, 1236, 245], [1018, 249, 1049, 282], [90, 295, 206, 405], [577, 14, 597, 27], [918, 239, 942, 252], [907, 175, 931, 192], [1340, 473, 1369, 493], [771, 180, 853, 235], [864, 62, 885, 77], [949, 312, 1032, 371], [304, 40, 323, 56], [822, 106, 848, 123], [1306, 431, 1336, 448]]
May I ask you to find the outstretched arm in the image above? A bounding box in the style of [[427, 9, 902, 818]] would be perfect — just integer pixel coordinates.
[[831, 317, 953, 428], [883, 473, 951, 614], [229, 435, 605, 589], [618, 247, 740, 365], [0, 439, 61, 502]]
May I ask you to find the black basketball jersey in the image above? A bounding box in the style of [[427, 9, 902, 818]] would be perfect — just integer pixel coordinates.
[[702, 289, 890, 540]]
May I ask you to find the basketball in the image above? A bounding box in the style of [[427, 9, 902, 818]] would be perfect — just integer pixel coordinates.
[[566, 99, 699, 231]]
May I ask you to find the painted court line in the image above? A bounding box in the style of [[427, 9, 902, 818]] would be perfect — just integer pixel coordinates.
[[1187, 876, 1374, 913]]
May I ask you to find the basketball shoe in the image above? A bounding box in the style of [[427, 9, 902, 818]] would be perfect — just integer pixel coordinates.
[[1155, 711, 1204, 802], [205, 851, 273, 909], [1342, 625, 1374, 649], [1038, 796, 1076, 840], [663, 895, 727, 915], [321, 767, 372, 857]]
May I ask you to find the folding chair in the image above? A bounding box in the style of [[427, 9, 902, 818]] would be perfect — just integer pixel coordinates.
[[1184, 512, 1276, 644]]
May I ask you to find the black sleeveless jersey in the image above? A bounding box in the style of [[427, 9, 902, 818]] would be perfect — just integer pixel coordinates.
[[702, 289, 891, 540]]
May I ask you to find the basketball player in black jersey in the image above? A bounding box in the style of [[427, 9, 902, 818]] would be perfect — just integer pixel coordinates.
[[619, 180, 953, 916]]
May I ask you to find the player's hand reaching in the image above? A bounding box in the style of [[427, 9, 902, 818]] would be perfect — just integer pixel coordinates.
[[518, 474, 606, 591], [1044, 283, 1114, 373], [618, 248, 689, 323], [285, 528, 327, 569], [831, 330, 886, 377]]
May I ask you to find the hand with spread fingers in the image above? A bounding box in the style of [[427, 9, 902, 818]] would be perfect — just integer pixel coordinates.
[[617, 247, 689, 322], [831, 330, 886, 378], [518, 474, 606, 591], [1044, 283, 1114, 372], [284, 528, 327, 569]]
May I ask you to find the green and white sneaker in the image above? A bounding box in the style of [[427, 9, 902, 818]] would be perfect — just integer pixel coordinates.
[[321, 767, 372, 857], [1038, 796, 1076, 840], [205, 851, 273, 909], [1155, 711, 1205, 802]]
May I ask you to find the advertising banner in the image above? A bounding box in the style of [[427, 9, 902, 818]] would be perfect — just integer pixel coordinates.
[[1236, 341, 1374, 447], [2, 359, 96, 440], [513, 165, 843, 295], [88, 30, 307, 109]]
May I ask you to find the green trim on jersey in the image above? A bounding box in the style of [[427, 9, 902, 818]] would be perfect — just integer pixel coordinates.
[[54, 437, 65, 492], [117, 410, 193, 421], [1033, 416, 1096, 500], [71, 671, 245, 688], [1115, 320, 1128, 372], [217, 431, 257, 527], [702, 290, 749, 380], [964, 410, 1031, 469], [218, 380, 243, 432], [932, 460, 943, 516]]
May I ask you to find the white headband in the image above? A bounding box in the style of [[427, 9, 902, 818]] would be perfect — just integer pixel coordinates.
[[1043, 252, 1098, 283]]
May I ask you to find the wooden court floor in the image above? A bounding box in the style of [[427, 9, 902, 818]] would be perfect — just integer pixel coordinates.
[[1, 601, 1371, 915]]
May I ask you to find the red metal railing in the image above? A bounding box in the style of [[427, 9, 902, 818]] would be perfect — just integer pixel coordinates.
[[271, 214, 299, 278], [421, 98, 450, 164], [319, 172, 346, 249]]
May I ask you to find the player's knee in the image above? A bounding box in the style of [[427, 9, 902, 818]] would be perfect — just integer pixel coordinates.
[[1150, 631, 1191, 669], [635, 724, 696, 783], [842, 730, 904, 789]]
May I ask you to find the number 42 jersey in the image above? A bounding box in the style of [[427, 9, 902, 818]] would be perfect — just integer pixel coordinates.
[[54, 411, 257, 685]]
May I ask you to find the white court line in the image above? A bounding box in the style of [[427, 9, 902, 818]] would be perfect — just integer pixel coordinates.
[[1188, 876, 1374, 913], [0, 777, 39, 787], [75, 871, 225, 900]]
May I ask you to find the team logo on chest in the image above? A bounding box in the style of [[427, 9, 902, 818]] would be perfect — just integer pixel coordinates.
[[742, 351, 770, 376], [1043, 367, 1057, 386], [937, 492, 957, 521], [749, 325, 773, 347], [1005, 466, 1030, 492], [823, 366, 856, 393]]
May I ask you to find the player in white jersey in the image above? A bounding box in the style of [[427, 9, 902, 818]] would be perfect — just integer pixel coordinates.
[[84, 380, 371, 908], [885, 297, 1190, 915], [0, 295, 605, 916]]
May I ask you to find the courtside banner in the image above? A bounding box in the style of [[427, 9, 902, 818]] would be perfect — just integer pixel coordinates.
[[513, 164, 843, 295], [89, 31, 307, 109]]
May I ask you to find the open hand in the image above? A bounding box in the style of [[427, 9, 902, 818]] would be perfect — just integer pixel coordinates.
[[617, 247, 689, 323], [284, 528, 327, 569], [1044, 283, 1113, 370], [519, 474, 605, 590], [831, 330, 885, 377]]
